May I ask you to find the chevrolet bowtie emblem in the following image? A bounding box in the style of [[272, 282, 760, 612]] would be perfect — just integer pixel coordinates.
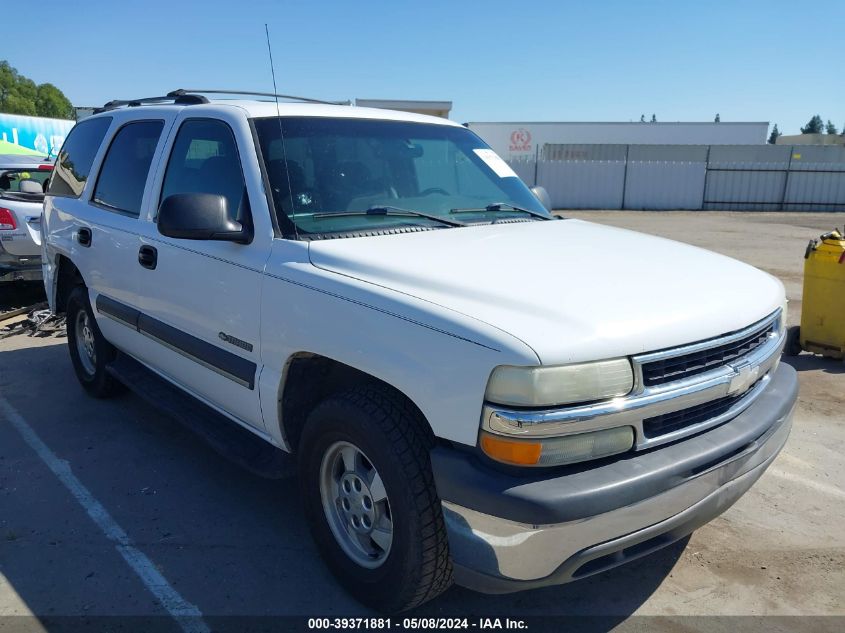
[[727, 362, 760, 395]]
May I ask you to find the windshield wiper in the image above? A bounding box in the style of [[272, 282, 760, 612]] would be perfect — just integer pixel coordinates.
[[450, 202, 551, 221], [312, 206, 466, 228]]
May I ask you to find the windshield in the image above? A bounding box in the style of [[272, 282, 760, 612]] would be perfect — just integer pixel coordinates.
[[252, 117, 549, 237]]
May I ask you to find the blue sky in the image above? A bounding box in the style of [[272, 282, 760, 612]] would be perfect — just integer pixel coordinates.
[[6, 0, 843, 134]]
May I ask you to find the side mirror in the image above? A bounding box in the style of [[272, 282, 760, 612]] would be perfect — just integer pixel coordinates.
[[530, 186, 551, 211], [158, 193, 251, 243]]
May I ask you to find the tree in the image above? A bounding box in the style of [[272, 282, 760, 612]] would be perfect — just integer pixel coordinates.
[[650, 114, 657, 122], [640, 114, 645, 122], [36, 83, 74, 119], [714, 113, 720, 122], [0, 60, 73, 119], [800, 115, 824, 134], [825, 120, 838, 135], [768, 124, 781, 144]]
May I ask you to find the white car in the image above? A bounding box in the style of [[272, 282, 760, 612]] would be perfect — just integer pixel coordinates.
[[0, 154, 53, 283], [42, 90, 797, 612]]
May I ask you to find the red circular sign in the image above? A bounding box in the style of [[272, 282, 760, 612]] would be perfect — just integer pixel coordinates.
[[509, 129, 532, 152], [510, 129, 531, 146]]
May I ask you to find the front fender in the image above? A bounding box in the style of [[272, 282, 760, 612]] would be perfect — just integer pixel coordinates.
[[259, 240, 539, 448]]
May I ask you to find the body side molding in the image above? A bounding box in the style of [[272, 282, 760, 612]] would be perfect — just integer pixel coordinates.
[[96, 294, 256, 389]]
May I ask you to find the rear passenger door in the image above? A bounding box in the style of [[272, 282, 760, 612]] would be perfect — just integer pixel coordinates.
[[46, 115, 173, 361], [133, 112, 273, 432], [44, 116, 112, 308]]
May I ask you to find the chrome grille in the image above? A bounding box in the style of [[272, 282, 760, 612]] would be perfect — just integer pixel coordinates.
[[640, 319, 777, 387], [483, 309, 784, 453], [642, 379, 761, 438]]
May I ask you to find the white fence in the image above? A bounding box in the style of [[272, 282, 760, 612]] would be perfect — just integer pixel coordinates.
[[509, 144, 845, 211]]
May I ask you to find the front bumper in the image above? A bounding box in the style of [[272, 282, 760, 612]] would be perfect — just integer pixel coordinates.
[[432, 362, 797, 593]]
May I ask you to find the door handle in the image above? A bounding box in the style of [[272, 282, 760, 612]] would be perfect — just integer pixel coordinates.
[[138, 245, 158, 270], [77, 227, 92, 247]]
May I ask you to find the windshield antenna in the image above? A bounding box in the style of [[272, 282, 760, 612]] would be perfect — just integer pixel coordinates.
[[265, 23, 299, 239]]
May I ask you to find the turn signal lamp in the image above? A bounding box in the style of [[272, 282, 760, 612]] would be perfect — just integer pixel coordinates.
[[480, 426, 635, 467]]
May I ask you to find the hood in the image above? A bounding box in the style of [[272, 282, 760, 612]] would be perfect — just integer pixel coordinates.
[[308, 219, 784, 364]]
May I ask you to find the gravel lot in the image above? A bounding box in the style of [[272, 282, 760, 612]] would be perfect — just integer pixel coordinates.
[[1, 212, 843, 631]]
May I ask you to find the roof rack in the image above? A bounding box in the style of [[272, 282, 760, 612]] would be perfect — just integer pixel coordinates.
[[93, 89, 350, 113], [171, 89, 350, 106], [93, 92, 208, 114]]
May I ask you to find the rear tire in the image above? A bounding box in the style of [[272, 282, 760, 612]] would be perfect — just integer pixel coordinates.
[[298, 385, 453, 613], [784, 325, 802, 357], [66, 286, 122, 398]]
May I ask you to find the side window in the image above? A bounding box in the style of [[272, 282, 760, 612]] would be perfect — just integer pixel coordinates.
[[93, 120, 164, 217], [49, 117, 112, 198], [160, 119, 246, 221]]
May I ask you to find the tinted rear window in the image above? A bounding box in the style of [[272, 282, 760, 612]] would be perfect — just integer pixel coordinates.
[[93, 120, 164, 217], [49, 117, 112, 198]]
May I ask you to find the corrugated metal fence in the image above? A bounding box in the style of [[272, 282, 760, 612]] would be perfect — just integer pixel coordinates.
[[509, 144, 845, 211]]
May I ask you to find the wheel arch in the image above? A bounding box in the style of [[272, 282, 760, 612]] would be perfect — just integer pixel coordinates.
[[277, 352, 435, 454], [53, 254, 86, 314]]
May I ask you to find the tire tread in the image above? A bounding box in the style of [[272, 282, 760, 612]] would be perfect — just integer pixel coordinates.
[[66, 285, 122, 398], [303, 383, 453, 612], [339, 385, 453, 610]]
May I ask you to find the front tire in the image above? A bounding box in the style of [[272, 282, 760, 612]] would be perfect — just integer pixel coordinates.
[[299, 385, 453, 613], [66, 286, 122, 398], [784, 325, 802, 357]]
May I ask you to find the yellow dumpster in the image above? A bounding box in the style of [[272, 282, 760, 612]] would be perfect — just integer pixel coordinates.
[[785, 229, 845, 359]]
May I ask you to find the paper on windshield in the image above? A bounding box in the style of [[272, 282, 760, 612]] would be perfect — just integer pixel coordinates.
[[473, 149, 518, 178]]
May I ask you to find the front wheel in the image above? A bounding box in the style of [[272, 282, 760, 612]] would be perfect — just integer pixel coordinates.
[[66, 286, 122, 398], [298, 385, 453, 613], [784, 325, 802, 357]]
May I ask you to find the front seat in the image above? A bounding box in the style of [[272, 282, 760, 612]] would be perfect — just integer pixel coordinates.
[[197, 156, 246, 221], [268, 159, 318, 213]]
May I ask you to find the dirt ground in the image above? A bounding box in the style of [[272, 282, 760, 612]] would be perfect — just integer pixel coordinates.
[[1, 212, 844, 630]]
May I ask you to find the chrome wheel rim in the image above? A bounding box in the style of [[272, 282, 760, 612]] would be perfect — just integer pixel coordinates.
[[75, 309, 96, 376], [319, 441, 393, 569]]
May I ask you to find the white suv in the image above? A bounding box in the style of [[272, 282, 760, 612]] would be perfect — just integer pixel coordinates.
[[42, 90, 797, 612]]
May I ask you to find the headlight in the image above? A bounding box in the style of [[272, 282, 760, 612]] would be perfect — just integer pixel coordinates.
[[484, 359, 634, 408], [480, 426, 635, 467]]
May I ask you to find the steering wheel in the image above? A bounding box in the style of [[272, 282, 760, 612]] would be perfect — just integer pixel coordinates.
[[418, 187, 450, 197]]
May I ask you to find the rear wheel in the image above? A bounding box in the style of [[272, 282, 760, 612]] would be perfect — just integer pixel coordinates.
[[299, 385, 453, 613], [66, 286, 122, 398]]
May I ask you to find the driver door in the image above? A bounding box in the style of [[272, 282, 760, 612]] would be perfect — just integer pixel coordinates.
[[133, 113, 273, 431]]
